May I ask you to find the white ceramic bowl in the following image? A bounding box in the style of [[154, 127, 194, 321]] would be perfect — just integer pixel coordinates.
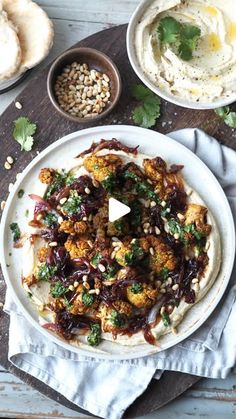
[[126, 0, 236, 110], [0, 125, 235, 360]]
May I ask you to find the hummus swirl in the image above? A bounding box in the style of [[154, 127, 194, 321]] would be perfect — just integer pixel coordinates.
[[135, 0, 236, 103]]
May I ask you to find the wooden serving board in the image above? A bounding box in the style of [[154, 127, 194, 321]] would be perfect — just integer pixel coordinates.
[[0, 24, 235, 418]]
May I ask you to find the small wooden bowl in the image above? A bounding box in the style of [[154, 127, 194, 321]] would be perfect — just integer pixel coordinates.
[[47, 47, 122, 123]]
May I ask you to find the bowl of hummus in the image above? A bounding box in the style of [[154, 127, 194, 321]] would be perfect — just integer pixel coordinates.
[[127, 0, 236, 109]]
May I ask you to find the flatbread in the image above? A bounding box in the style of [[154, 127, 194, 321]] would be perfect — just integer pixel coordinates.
[[0, 10, 21, 80], [2, 0, 54, 72]]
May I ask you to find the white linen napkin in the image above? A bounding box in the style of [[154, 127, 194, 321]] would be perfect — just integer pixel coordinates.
[[4, 128, 236, 419]]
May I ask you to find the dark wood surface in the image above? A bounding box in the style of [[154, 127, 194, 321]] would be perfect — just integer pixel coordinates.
[[0, 24, 235, 418]]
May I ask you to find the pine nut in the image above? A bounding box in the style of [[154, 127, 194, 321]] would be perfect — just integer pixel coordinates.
[[7, 156, 14, 164], [15, 101, 22, 109]]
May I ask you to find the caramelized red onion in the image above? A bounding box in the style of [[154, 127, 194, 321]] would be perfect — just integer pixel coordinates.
[[77, 138, 139, 158]]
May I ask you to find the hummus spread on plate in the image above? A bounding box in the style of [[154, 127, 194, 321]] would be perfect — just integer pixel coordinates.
[[134, 0, 236, 103], [20, 139, 221, 349]]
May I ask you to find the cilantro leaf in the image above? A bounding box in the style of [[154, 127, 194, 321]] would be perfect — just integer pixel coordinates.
[[158, 16, 201, 61], [13, 117, 37, 151], [131, 84, 161, 128], [224, 112, 236, 128], [158, 16, 181, 44], [215, 106, 236, 128]]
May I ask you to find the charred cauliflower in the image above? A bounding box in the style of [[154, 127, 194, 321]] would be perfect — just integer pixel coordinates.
[[39, 168, 55, 184], [147, 236, 177, 273], [126, 283, 158, 308], [64, 236, 92, 259], [84, 154, 122, 183], [184, 204, 211, 236]]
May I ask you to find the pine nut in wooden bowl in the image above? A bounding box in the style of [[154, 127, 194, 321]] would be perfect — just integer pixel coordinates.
[[47, 47, 122, 123]]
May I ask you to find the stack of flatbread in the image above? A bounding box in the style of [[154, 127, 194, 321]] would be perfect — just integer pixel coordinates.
[[0, 0, 54, 82]]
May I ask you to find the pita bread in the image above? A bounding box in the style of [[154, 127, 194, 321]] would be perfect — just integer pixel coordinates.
[[0, 10, 21, 80], [2, 0, 54, 72]]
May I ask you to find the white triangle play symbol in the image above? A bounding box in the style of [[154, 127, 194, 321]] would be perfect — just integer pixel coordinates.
[[108, 197, 131, 222]]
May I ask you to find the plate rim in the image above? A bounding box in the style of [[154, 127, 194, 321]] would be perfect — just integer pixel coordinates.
[[0, 124, 235, 360]]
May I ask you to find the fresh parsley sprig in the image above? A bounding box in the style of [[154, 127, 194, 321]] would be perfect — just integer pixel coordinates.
[[131, 84, 161, 129], [13, 117, 37, 151], [158, 16, 201, 61], [215, 106, 236, 128]]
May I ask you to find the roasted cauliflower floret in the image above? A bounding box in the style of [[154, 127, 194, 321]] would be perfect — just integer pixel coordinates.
[[184, 204, 211, 236], [48, 297, 65, 312], [37, 246, 49, 263], [126, 283, 158, 308], [115, 239, 144, 267], [112, 300, 133, 316], [74, 221, 88, 235], [143, 157, 166, 182], [147, 236, 177, 273], [69, 284, 98, 315], [64, 237, 92, 259], [39, 168, 55, 184], [59, 220, 75, 235], [84, 154, 122, 183], [98, 300, 132, 333]]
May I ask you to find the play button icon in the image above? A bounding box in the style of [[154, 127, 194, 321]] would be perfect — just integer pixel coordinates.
[[108, 197, 131, 222]]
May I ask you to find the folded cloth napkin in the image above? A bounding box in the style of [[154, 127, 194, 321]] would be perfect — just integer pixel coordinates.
[[4, 128, 236, 419]]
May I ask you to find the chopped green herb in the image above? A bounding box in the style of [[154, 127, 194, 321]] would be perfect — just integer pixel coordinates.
[[65, 174, 76, 186], [215, 106, 236, 128], [123, 170, 159, 203], [13, 117, 37, 151], [61, 190, 82, 216], [82, 290, 94, 306], [130, 282, 143, 294], [114, 219, 125, 233], [102, 263, 118, 280], [10, 222, 21, 242], [158, 16, 201, 61], [44, 169, 73, 199], [9, 252, 12, 256], [27, 292, 32, 298], [87, 323, 102, 346], [44, 212, 58, 227], [161, 311, 171, 327], [17, 189, 24, 198], [160, 267, 170, 281], [25, 209, 29, 217], [101, 173, 116, 193], [185, 224, 203, 240], [37, 263, 57, 281], [124, 239, 144, 266], [50, 281, 68, 298], [168, 219, 203, 243], [110, 310, 125, 327], [91, 253, 102, 267], [168, 219, 182, 236], [131, 84, 161, 128], [6, 264, 10, 267]]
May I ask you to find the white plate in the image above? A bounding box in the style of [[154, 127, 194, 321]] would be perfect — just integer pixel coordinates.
[[126, 0, 236, 110], [0, 125, 235, 360]]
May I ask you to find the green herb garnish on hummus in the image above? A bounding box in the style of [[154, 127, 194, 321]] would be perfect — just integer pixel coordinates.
[[158, 16, 201, 61]]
